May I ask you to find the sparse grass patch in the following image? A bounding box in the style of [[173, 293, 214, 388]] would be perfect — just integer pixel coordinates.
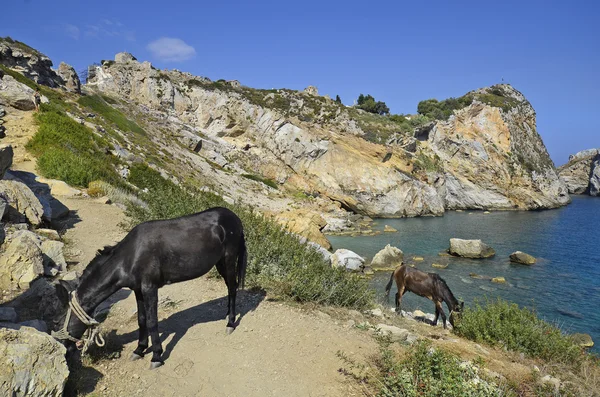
[[241, 173, 278, 189], [78, 94, 146, 136]]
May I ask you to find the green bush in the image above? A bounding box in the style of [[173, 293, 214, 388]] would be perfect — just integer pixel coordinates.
[[77, 95, 146, 135], [454, 298, 583, 364], [241, 173, 278, 189], [125, 164, 373, 310], [368, 340, 502, 397], [26, 107, 122, 187], [417, 95, 473, 121]]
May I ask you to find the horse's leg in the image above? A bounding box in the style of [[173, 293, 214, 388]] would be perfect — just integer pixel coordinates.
[[142, 284, 163, 369], [131, 289, 148, 361], [215, 259, 231, 320], [432, 301, 440, 326], [396, 285, 406, 315], [435, 301, 447, 329]]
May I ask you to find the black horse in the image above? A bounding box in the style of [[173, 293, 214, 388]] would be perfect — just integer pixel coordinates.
[[53, 207, 247, 368], [385, 265, 463, 329]]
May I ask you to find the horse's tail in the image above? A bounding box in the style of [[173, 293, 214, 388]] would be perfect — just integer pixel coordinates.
[[237, 230, 247, 290], [384, 270, 395, 301]]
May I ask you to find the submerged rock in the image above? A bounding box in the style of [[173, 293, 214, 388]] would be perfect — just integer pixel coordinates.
[[383, 225, 397, 232], [491, 277, 506, 283], [509, 251, 536, 265], [0, 327, 69, 396], [449, 238, 495, 258]]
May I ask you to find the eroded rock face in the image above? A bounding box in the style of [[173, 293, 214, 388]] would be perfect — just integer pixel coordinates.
[[0, 39, 63, 87], [275, 209, 331, 250], [56, 62, 81, 93], [0, 74, 36, 110], [449, 238, 495, 258], [0, 327, 69, 397], [558, 149, 599, 195]]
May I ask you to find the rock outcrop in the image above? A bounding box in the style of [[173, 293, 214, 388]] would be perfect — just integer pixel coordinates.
[[275, 209, 331, 250], [371, 244, 403, 270], [449, 238, 495, 258], [558, 149, 600, 196], [56, 62, 81, 94], [0, 179, 45, 225], [509, 251, 536, 265], [0, 230, 44, 290], [0, 326, 69, 397]]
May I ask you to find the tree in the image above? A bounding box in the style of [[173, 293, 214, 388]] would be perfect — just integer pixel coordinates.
[[356, 93, 389, 115], [335, 95, 342, 104]]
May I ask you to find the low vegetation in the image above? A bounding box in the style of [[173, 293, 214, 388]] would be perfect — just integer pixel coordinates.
[[454, 298, 584, 364], [241, 173, 278, 189], [77, 94, 146, 136]]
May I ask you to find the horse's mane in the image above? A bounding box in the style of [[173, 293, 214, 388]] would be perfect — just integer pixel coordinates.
[[432, 273, 459, 306], [80, 244, 117, 280]]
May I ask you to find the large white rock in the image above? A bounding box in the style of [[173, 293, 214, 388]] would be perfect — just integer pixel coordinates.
[[331, 249, 364, 272], [0, 230, 44, 289], [0, 180, 44, 225], [0, 327, 69, 397], [449, 238, 495, 258], [371, 244, 403, 270], [589, 157, 600, 196]]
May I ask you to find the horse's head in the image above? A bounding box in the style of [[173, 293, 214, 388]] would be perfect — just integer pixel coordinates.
[[53, 279, 88, 354], [449, 301, 465, 327]]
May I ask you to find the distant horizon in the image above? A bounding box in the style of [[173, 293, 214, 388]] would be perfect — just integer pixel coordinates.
[[2, 0, 598, 165]]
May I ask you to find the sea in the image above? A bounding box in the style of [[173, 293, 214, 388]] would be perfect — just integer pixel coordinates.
[[328, 196, 600, 353]]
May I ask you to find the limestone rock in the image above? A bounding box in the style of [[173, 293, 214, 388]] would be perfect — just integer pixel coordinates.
[[8, 278, 63, 321], [0, 74, 36, 110], [304, 86, 318, 96], [0, 327, 69, 397], [371, 244, 403, 270], [0, 144, 13, 179], [449, 238, 495, 258], [56, 62, 81, 93], [0, 39, 63, 88], [375, 324, 410, 342], [491, 277, 506, 283], [331, 249, 365, 272], [275, 209, 331, 250], [36, 177, 82, 197], [35, 228, 60, 241], [383, 225, 397, 232], [115, 52, 137, 63], [558, 149, 599, 195], [571, 333, 594, 348], [590, 156, 600, 196], [509, 251, 536, 265], [0, 230, 44, 290], [0, 180, 44, 225], [41, 240, 66, 275]]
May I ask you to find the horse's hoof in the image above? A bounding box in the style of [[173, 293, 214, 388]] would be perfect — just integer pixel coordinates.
[[226, 326, 235, 335], [130, 353, 144, 361], [149, 361, 164, 370]]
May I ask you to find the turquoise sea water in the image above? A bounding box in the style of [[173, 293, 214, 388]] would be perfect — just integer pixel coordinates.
[[328, 196, 600, 353]]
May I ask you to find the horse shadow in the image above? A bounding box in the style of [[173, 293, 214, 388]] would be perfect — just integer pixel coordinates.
[[112, 290, 265, 362]]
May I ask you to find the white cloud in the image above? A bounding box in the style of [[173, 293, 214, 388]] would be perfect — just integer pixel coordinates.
[[64, 24, 80, 40], [84, 20, 135, 42], [146, 37, 196, 62]]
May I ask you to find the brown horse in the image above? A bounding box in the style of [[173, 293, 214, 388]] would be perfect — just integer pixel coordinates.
[[385, 265, 463, 328]]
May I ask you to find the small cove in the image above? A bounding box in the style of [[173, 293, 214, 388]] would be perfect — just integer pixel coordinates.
[[328, 196, 600, 353]]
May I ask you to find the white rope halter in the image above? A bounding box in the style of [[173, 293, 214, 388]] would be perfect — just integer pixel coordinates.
[[51, 291, 105, 354]]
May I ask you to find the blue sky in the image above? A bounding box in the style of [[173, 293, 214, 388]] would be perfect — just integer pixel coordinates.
[[3, 0, 598, 165]]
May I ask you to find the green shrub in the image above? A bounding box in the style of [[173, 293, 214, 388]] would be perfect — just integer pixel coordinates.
[[77, 94, 146, 136], [417, 95, 473, 121], [125, 164, 373, 310], [454, 298, 583, 364], [346, 339, 503, 396], [26, 108, 122, 187]]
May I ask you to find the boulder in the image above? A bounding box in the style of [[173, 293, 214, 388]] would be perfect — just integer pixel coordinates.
[[491, 277, 506, 283], [375, 324, 410, 342], [8, 278, 63, 321], [115, 52, 137, 63], [276, 209, 332, 250], [0, 144, 13, 179], [570, 333, 594, 348], [0, 74, 36, 110], [449, 238, 495, 258], [304, 85, 318, 96], [56, 62, 81, 93], [383, 225, 397, 232], [0, 180, 44, 225], [509, 251, 536, 265], [370, 244, 403, 270], [0, 327, 69, 396], [331, 249, 365, 272], [35, 228, 60, 241], [36, 177, 82, 197], [0, 230, 44, 290], [41, 240, 66, 275]]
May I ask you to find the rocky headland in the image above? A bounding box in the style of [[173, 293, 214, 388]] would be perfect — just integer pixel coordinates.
[[558, 148, 600, 196]]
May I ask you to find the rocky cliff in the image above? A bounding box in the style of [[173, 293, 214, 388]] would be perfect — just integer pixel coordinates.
[[85, 53, 568, 220], [558, 149, 600, 196]]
